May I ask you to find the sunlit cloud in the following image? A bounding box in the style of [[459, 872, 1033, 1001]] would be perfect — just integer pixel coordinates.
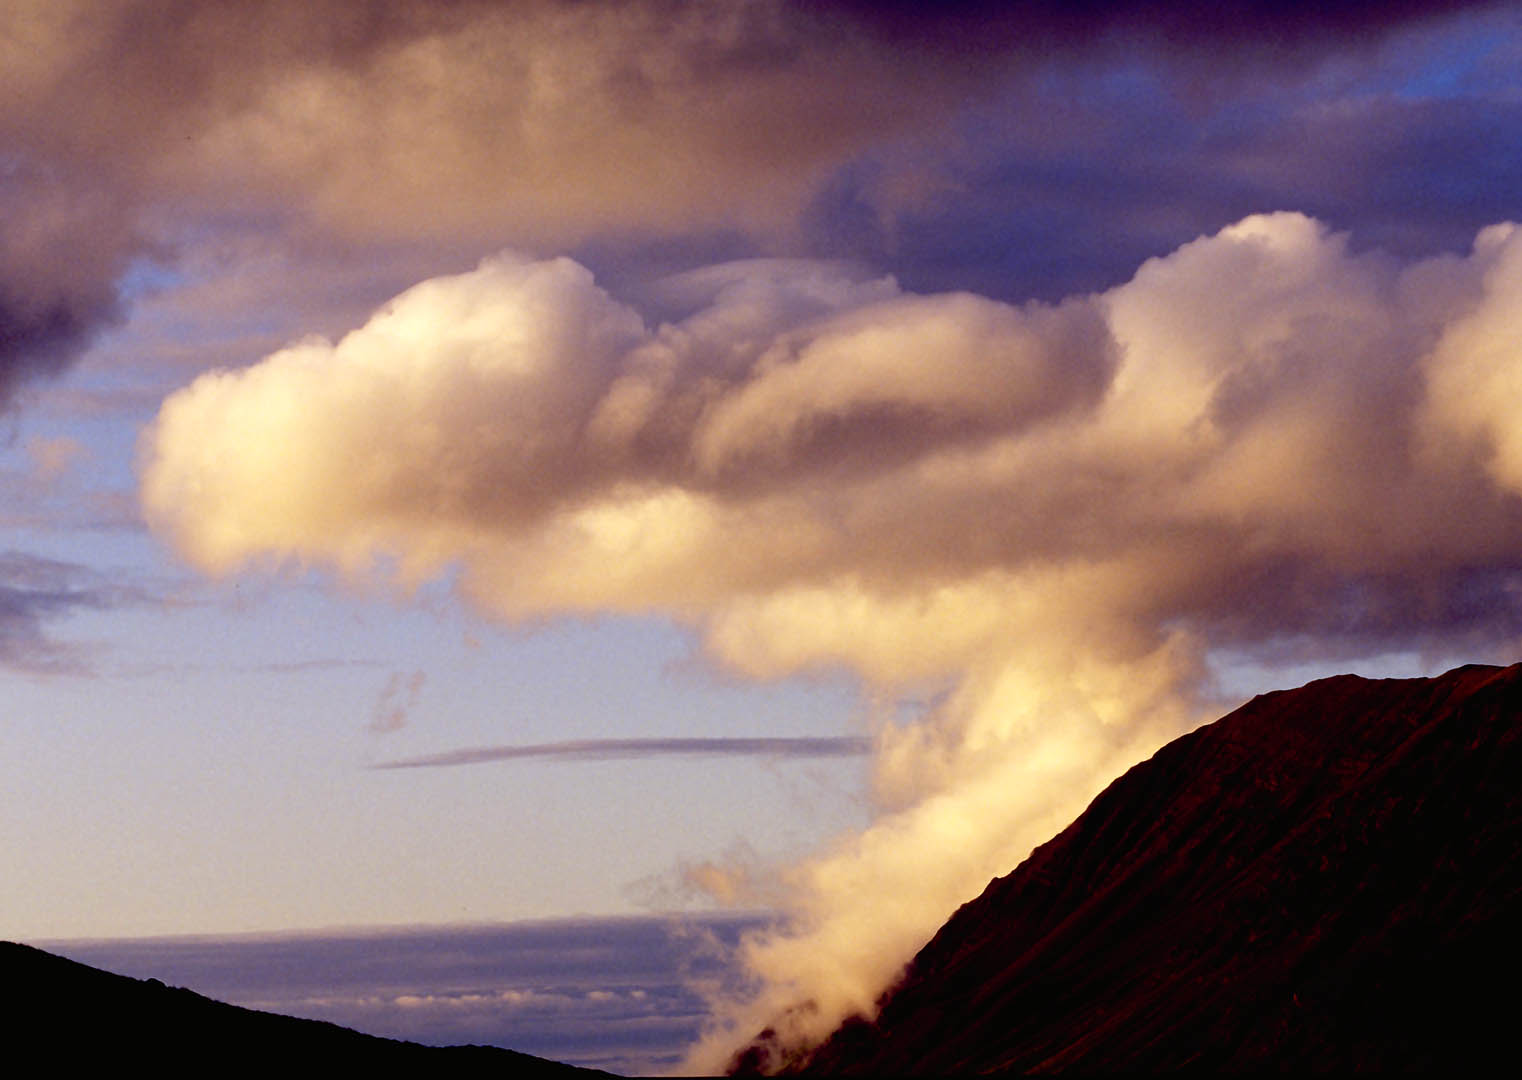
[[140, 212, 1522, 1061], [0, 1, 1516, 1070]]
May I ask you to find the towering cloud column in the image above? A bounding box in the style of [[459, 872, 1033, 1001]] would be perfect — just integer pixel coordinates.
[[142, 214, 1522, 1066]]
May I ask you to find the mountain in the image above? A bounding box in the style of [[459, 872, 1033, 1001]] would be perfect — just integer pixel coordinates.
[[1, 940, 614, 1076], [735, 662, 1522, 1074]]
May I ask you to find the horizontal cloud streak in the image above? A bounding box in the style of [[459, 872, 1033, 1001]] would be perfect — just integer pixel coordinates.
[[373, 735, 874, 770], [0, 550, 149, 674]]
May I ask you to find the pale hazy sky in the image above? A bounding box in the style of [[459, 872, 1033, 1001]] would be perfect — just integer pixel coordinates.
[[6, 1, 1522, 1065]]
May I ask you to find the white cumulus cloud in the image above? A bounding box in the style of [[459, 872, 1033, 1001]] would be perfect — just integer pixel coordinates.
[[140, 212, 1522, 1066]]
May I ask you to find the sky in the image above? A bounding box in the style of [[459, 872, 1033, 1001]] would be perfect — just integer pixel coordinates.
[[6, 0, 1522, 1072]]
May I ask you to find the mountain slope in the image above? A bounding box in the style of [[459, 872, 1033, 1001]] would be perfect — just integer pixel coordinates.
[[1, 940, 613, 1075], [752, 662, 1522, 1074]]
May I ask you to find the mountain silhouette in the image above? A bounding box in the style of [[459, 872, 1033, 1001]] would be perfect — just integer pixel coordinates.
[[1, 940, 614, 1075], [734, 662, 1522, 1073]]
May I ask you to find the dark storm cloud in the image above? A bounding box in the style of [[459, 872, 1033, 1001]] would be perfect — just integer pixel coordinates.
[[810, 0, 1518, 109], [373, 735, 873, 770], [0, 0, 1512, 408], [1230, 96, 1522, 254], [804, 54, 1522, 302], [0, 160, 138, 408], [838, 1, 1510, 42]]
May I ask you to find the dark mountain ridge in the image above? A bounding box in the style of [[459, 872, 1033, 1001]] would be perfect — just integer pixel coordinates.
[[740, 662, 1522, 1073], [0, 940, 613, 1075]]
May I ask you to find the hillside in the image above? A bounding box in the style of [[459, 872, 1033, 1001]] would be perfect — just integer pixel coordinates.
[[1, 940, 614, 1075], [737, 662, 1522, 1073]]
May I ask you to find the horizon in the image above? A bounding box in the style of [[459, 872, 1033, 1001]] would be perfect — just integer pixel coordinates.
[[28, 911, 768, 1075], [6, 2, 1522, 1072]]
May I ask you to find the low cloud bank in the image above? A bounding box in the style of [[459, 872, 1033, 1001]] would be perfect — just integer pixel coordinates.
[[42, 916, 758, 1075], [141, 213, 1522, 1065]]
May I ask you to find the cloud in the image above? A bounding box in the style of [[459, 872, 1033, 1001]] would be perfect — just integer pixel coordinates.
[[0, 0, 1509, 413], [1, 1, 988, 246], [41, 915, 761, 1076], [140, 212, 1522, 1061], [0, 550, 145, 674], [0, 158, 138, 408], [840, 86, 1522, 306], [373, 735, 873, 770], [3, 2, 1505, 253], [368, 669, 425, 735], [254, 658, 389, 675]]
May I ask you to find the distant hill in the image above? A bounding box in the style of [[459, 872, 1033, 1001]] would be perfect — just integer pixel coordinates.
[[735, 662, 1522, 1073], [1, 940, 615, 1075]]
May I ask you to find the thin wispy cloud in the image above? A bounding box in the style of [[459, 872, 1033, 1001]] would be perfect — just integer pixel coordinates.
[[256, 657, 390, 675], [0, 550, 151, 674], [374, 735, 873, 770]]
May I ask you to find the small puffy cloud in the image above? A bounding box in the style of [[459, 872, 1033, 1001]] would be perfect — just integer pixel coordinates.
[[142, 255, 647, 577], [368, 669, 425, 735], [141, 214, 1522, 1061]]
